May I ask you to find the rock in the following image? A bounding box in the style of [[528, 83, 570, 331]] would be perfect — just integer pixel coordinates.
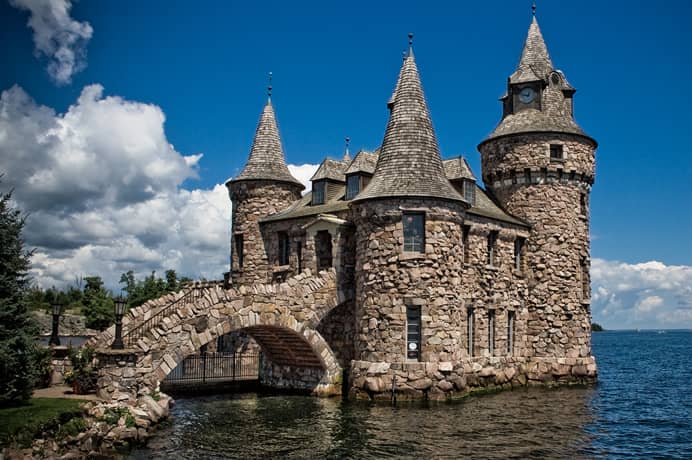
[[367, 362, 390, 375], [438, 362, 453, 372], [437, 380, 453, 392], [140, 395, 165, 422], [410, 378, 433, 390]]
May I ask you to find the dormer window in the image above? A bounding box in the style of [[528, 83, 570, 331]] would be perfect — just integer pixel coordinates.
[[346, 175, 360, 200], [550, 144, 564, 161], [312, 181, 325, 205], [462, 180, 476, 205]]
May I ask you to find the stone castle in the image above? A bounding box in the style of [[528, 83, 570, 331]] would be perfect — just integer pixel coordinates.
[[226, 15, 598, 399]]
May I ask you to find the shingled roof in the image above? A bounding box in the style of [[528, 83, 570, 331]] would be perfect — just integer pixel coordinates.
[[443, 156, 476, 182], [310, 158, 348, 182], [353, 49, 464, 203], [345, 150, 378, 175], [230, 99, 304, 188], [482, 17, 594, 144], [509, 17, 553, 84]]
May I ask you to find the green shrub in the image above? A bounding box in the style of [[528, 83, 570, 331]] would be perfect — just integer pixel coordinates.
[[56, 417, 88, 439]]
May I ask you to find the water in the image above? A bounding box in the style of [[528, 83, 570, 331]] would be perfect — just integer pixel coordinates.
[[130, 331, 692, 459]]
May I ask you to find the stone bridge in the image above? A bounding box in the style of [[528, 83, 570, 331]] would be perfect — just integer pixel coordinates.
[[92, 269, 351, 402]]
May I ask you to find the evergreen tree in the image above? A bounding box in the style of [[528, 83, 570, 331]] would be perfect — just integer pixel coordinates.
[[0, 185, 38, 405], [82, 276, 114, 330]]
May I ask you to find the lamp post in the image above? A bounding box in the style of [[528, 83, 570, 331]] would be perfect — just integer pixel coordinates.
[[49, 301, 62, 346], [111, 297, 127, 349]]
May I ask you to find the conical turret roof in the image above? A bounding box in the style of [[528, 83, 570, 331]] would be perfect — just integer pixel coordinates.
[[482, 16, 594, 144], [231, 98, 303, 188], [354, 49, 463, 203], [509, 17, 553, 84]]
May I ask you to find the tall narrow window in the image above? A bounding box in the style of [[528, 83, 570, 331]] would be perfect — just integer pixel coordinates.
[[403, 212, 425, 253], [462, 180, 476, 205], [462, 225, 471, 264], [514, 237, 525, 271], [313, 181, 325, 205], [278, 232, 290, 266], [488, 310, 495, 356], [297, 241, 303, 273], [234, 234, 244, 270], [580, 192, 587, 216], [487, 231, 498, 266], [346, 175, 360, 200], [467, 307, 475, 357], [550, 144, 564, 161], [507, 311, 515, 355], [581, 258, 590, 299], [406, 305, 421, 361]]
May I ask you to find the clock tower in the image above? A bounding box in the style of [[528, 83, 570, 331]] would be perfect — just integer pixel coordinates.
[[478, 13, 598, 360]]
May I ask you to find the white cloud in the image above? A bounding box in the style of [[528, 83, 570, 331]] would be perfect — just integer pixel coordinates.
[[0, 84, 226, 289], [288, 163, 319, 194], [0, 84, 326, 291], [591, 258, 692, 329], [9, 0, 93, 85]]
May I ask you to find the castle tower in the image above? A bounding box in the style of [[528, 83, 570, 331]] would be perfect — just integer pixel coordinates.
[[351, 37, 468, 367], [478, 14, 598, 358], [226, 83, 304, 286]]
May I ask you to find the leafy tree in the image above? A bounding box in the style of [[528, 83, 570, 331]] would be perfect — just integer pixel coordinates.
[[120, 269, 186, 309], [82, 276, 114, 331], [0, 185, 38, 405]]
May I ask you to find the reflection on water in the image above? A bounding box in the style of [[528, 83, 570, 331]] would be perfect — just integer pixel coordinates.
[[130, 387, 595, 459], [130, 331, 692, 459]]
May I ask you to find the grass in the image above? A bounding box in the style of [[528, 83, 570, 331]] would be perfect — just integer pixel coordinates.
[[0, 398, 84, 447]]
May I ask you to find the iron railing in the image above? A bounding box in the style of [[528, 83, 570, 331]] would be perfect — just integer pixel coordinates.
[[124, 288, 199, 347], [163, 352, 260, 384]]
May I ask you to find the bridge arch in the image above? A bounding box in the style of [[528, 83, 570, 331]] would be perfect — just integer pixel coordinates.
[[96, 269, 348, 400]]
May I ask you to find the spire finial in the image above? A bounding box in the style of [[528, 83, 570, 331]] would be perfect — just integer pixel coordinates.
[[408, 32, 414, 47], [267, 71, 273, 99], [343, 136, 351, 161], [402, 50, 407, 62], [345, 136, 350, 149], [531, 2, 536, 16]]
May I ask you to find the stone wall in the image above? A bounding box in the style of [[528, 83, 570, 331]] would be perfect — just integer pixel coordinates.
[[479, 132, 596, 358], [228, 180, 302, 287], [349, 356, 597, 401], [259, 357, 327, 393]]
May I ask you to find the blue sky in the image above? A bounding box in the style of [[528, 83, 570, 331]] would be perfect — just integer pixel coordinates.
[[1, 0, 691, 329]]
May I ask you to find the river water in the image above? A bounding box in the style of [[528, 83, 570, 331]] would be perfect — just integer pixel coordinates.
[[130, 331, 692, 459]]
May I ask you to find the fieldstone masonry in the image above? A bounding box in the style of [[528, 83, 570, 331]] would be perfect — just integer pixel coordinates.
[[94, 14, 599, 407]]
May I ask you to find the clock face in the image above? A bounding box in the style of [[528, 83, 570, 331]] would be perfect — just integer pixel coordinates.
[[519, 87, 536, 104]]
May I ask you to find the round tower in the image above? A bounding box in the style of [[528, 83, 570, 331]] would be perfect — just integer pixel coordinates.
[[227, 83, 304, 287], [478, 16, 597, 359], [350, 38, 469, 374]]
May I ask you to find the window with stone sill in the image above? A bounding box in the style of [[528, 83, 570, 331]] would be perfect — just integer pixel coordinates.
[[346, 175, 360, 200], [550, 144, 564, 162], [467, 307, 475, 357], [234, 234, 244, 270], [507, 311, 515, 355], [488, 309, 496, 356], [278, 232, 290, 266], [312, 181, 325, 205], [487, 231, 499, 267], [514, 237, 525, 272], [403, 212, 425, 253], [406, 305, 421, 361]]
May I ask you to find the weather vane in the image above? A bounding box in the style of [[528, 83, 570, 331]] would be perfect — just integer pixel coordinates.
[[268, 71, 273, 98]]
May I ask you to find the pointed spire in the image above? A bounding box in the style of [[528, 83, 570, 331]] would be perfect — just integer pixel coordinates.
[[355, 39, 463, 203], [231, 80, 303, 189], [510, 15, 554, 83], [343, 137, 351, 162]]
